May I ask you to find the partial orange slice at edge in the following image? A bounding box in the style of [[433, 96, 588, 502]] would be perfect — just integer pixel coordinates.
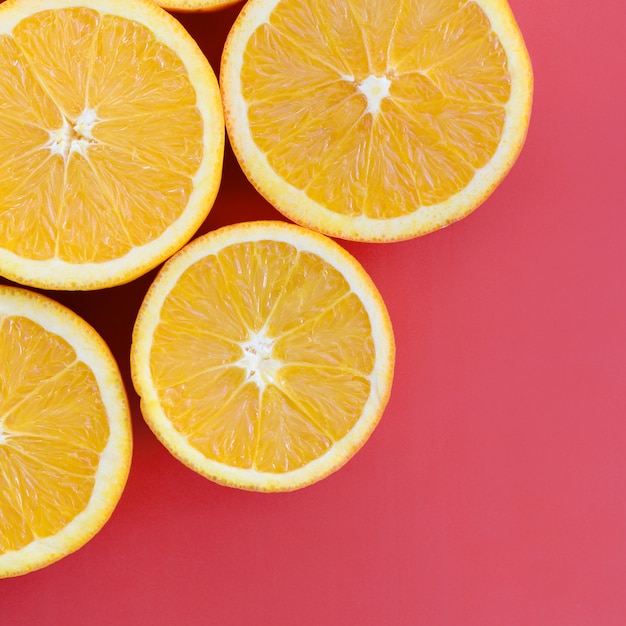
[[0, 0, 224, 289], [0, 286, 132, 578]]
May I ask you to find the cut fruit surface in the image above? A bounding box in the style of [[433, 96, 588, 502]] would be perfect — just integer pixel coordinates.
[[0, 286, 132, 578], [221, 0, 533, 242], [0, 0, 224, 290], [131, 221, 395, 491]]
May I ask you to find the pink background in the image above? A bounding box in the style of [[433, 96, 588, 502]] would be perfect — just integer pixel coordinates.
[[3, 0, 626, 624]]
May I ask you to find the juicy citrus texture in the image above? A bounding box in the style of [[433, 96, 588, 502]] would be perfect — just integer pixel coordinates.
[[0, 0, 224, 290], [157, 0, 244, 12], [131, 221, 395, 491], [221, 0, 533, 241], [0, 286, 132, 578]]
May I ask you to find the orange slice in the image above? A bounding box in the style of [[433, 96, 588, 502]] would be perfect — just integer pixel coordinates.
[[157, 0, 244, 12], [221, 0, 533, 242], [0, 286, 132, 578], [131, 221, 395, 491], [0, 0, 224, 290]]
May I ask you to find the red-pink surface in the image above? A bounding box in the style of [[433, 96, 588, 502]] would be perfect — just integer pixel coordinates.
[[3, 1, 626, 624]]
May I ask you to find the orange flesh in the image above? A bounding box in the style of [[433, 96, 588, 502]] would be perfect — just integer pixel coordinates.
[[0, 316, 109, 553], [149, 241, 376, 472], [0, 8, 203, 263], [241, 0, 510, 216]]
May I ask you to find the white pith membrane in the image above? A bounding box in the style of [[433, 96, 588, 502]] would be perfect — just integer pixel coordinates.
[[46, 108, 99, 160], [355, 74, 391, 115], [239, 330, 279, 388]]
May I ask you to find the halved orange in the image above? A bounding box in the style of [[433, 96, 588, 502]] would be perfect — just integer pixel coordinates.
[[0, 286, 132, 578], [157, 0, 244, 12], [131, 221, 395, 491], [0, 0, 224, 290], [221, 0, 533, 242]]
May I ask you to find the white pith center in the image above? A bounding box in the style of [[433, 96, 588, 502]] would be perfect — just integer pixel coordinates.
[[0, 428, 6, 445], [356, 74, 392, 115], [47, 107, 99, 160], [239, 332, 279, 389]]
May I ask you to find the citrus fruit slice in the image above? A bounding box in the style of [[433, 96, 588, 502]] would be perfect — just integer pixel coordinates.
[[0, 286, 132, 578], [0, 0, 224, 290], [157, 0, 243, 12], [131, 221, 395, 491], [221, 0, 533, 242]]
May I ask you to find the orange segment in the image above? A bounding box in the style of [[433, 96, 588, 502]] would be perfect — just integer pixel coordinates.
[[216, 240, 299, 333], [0, 0, 224, 290], [87, 14, 198, 118], [93, 107, 204, 176], [277, 366, 372, 441], [61, 144, 193, 260], [221, 0, 533, 241], [255, 385, 333, 473], [131, 221, 395, 492], [272, 292, 375, 371], [11, 6, 101, 119], [0, 286, 131, 578], [0, 152, 64, 260], [0, 34, 63, 128], [265, 250, 351, 336], [185, 382, 259, 469]]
